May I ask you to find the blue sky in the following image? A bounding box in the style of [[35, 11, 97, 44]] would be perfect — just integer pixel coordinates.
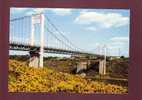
[[10, 8, 130, 57]]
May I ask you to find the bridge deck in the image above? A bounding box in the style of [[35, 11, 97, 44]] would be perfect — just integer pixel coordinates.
[[10, 42, 102, 57]]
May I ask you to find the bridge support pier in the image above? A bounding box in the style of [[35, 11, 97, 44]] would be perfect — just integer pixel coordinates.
[[29, 56, 40, 68], [76, 62, 87, 73], [75, 60, 106, 76], [29, 48, 40, 68], [99, 60, 106, 75]]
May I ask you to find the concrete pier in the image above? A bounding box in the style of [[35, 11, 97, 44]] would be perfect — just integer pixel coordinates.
[[29, 48, 40, 68], [76, 61, 87, 73], [29, 56, 39, 68], [99, 60, 106, 75], [76, 60, 106, 75]]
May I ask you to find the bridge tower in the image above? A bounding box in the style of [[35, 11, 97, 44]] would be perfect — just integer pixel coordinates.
[[29, 13, 45, 68], [99, 45, 107, 75]]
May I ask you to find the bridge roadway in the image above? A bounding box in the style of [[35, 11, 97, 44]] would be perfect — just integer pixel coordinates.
[[9, 42, 101, 57]]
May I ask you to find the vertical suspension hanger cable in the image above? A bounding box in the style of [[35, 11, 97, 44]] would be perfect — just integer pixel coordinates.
[[45, 16, 82, 51], [21, 16, 24, 44], [17, 19, 19, 44]]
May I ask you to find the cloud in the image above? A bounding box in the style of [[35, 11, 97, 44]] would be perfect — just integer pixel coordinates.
[[74, 11, 129, 28], [47, 8, 73, 16], [110, 37, 129, 42], [85, 27, 97, 31]]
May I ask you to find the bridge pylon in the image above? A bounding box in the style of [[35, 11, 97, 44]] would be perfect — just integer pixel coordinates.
[[29, 13, 45, 68]]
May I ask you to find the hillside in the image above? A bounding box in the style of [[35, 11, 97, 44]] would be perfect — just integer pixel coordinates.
[[8, 59, 128, 94]]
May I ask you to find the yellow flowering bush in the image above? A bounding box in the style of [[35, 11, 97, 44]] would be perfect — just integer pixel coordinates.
[[8, 59, 128, 94]]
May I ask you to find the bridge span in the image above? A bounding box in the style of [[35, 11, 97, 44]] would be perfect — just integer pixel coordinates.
[[10, 42, 100, 56], [9, 12, 106, 74]]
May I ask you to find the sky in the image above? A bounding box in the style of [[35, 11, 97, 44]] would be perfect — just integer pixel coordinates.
[[10, 8, 130, 57]]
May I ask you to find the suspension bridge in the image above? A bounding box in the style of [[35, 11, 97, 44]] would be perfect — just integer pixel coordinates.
[[9, 13, 106, 74]]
